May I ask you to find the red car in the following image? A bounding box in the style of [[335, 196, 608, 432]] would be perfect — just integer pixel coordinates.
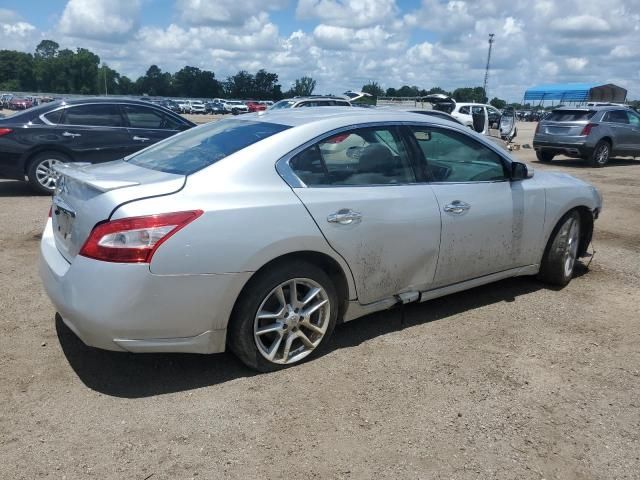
[[9, 97, 32, 110], [245, 101, 267, 113]]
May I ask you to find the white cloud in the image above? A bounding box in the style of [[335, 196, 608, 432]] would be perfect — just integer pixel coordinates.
[[177, 0, 288, 26], [0, 9, 39, 51], [549, 15, 610, 34], [297, 0, 397, 28], [565, 57, 589, 71], [58, 0, 141, 41]]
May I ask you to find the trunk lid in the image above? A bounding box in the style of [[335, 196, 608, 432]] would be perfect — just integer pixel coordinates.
[[51, 160, 185, 262], [539, 109, 596, 136]]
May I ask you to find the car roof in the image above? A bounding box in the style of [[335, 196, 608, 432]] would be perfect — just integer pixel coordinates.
[[242, 106, 460, 128], [553, 105, 631, 111]]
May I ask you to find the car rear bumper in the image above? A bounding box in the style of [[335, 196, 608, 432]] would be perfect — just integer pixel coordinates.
[[39, 219, 252, 354], [533, 140, 593, 157]]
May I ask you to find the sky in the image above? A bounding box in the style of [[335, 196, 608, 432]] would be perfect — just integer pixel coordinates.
[[0, 0, 639, 101]]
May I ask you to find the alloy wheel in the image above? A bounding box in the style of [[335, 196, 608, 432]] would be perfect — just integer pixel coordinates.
[[253, 278, 330, 365], [595, 144, 609, 165], [35, 158, 61, 190], [559, 217, 580, 278]]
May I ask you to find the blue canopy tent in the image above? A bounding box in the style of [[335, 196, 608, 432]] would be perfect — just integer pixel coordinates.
[[523, 83, 627, 105]]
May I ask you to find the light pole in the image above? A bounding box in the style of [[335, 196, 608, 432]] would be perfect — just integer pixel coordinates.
[[483, 34, 495, 102]]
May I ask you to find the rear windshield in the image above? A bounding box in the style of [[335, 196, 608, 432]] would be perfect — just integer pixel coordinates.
[[548, 110, 596, 122], [127, 119, 290, 175]]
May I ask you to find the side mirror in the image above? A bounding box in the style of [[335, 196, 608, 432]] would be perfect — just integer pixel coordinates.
[[511, 161, 534, 180]]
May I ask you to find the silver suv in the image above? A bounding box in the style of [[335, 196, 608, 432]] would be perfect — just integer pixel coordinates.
[[269, 96, 351, 109], [533, 105, 640, 167]]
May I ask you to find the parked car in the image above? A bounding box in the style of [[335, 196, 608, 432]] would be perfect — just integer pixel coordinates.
[[0, 98, 195, 193], [270, 96, 352, 109], [246, 101, 267, 113], [533, 106, 640, 167], [186, 100, 206, 114], [205, 101, 225, 114], [221, 100, 249, 115], [8, 97, 33, 110], [0, 93, 13, 108], [40, 108, 601, 371], [176, 99, 191, 113], [422, 94, 502, 134], [158, 99, 181, 113]]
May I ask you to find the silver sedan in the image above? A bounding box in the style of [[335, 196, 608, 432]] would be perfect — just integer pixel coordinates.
[[40, 108, 602, 371]]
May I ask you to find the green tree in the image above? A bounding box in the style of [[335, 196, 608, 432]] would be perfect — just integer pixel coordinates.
[[361, 81, 384, 97], [35, 40, 59, 59], [396, 85, 420, 97], [137, 65, 173, 96], [385, 87, 397, 97], [225, 70, 254, 98], [254, 69, 282, 100], [0, 50, 35, 91], [291, 76, 316, 96], [489, 97, 507, 109], [452, 86, 486, 103]]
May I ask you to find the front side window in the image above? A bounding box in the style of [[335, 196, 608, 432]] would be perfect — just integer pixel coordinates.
[[63, 104, 124, 127], [626, 110, 640, 127], [289, 126, 415, 186], [123, 105, 164, 129], [128, 119, 290, 175], [410, 126, 507, 182]]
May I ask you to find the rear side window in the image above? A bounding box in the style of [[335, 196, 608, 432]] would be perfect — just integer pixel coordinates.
[[289, 127, 416, 186], [604, 110, 630, 124], [64, 104, 124, 127], [458, 106, 470, 115], [44, 109, 64, 124], [548, 110, 596, 122], [127, 119, 290, 175]]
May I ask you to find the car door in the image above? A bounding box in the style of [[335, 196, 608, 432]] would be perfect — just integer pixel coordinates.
[[407, 125, 541, 287], [121, 104, 186, 155], [603, 110, 634, 152], [624, 110, 640, 155], [58, 103, 131, 163], [287, 125, 442, 304]]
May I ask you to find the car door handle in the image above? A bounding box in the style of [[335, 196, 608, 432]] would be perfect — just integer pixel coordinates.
[[133, 136, 150, 141], [327, 209, 362, 225], [443, 200, 471, 214], [62, 131, 81, 138]]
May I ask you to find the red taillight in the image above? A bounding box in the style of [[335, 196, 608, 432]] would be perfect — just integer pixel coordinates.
[[0, 128, 12, 137], [325, 133, 350, 144], [79, 210, 203, 263], [581, 123, 596, 136], [48, 206, 52, 218]]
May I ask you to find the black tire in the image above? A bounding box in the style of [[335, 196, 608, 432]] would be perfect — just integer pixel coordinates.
[[536, 151, 554, 163], [228, 261, 338, 372], [588, 140, 610, 168], [232, 108, 239, 115], [27, 151, 70, 195], [538, 210, 581, 287]]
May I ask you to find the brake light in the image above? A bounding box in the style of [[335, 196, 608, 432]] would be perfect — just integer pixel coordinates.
[[325, 133, 350, 144], [580, 123, 596, 136], [0, 128, 12, 137], [48, 206, 52, 218], [79, 210, 203, 263]]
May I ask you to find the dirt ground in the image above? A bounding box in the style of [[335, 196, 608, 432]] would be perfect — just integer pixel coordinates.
[[1, 121, 639, 479]]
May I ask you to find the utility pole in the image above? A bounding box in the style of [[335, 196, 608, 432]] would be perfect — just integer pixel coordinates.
[[483, 33, 494, 103]]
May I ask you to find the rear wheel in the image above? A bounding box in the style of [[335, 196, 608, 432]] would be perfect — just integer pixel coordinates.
[[588, 140, 610, 167], [27, 151, 69, 194], [536, 151, 554, 163], [538, 211, 581, 286], [228, 261, 338, 372]]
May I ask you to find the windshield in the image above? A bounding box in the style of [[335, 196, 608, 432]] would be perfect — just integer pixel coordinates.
[[127, 119, 290, 175], [270, 100, 296, 110]]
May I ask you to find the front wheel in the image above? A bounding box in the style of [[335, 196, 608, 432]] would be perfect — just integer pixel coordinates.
[[27, 151, 69, 194], [538, 211, 581, 286], [228, 262, 338, 371]]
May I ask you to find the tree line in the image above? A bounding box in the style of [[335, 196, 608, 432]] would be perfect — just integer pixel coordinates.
[[0, 40, 317, 100], [1, 39, 514, 105]]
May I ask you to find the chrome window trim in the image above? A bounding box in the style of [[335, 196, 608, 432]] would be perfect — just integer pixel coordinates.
[[38, 101, 187, 130], [276, 121, 514, 189]]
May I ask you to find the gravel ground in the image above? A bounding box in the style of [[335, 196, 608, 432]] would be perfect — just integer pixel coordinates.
[[0, 122, 639, 479]]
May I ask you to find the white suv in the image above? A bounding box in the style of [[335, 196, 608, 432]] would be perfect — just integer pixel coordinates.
[[422, 94, 502, 135]]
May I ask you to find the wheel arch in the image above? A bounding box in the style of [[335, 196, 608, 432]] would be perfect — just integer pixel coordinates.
[[232, 250, 353, 324], [22, 146, 74, 173], [542, 206, 594, 262]]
